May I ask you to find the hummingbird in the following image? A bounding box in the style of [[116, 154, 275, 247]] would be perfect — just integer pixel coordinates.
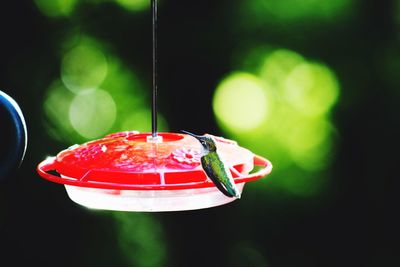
[[181, 130, 241, 198]]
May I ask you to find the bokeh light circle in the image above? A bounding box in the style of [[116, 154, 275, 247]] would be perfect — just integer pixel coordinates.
[[260, 49, 305, 88], [284, 62, 340, 116], [61, 44, 108, 93], [213, 72, 270, 132], [69, 89, 116, 139]]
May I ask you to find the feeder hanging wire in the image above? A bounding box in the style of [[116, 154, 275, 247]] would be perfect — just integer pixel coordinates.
[[151, 0, 158, 137]]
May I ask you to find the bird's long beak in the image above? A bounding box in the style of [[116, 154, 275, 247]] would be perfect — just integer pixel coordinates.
[[180, 130, 203, 140]]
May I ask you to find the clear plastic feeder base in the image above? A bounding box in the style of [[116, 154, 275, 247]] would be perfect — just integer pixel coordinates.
[[65, 183, 245, 212]]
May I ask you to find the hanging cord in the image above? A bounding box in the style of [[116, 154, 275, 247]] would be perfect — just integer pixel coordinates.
[[151, 0, 158, 137]]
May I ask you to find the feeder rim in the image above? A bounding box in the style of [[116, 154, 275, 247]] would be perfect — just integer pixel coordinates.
[[37, 155, 272, 191]]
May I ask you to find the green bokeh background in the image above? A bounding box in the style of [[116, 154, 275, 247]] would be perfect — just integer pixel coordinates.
[[1, 0, 398, 266]]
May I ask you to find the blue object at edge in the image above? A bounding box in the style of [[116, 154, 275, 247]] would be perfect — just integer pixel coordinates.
[[0, 90, 27, 179]]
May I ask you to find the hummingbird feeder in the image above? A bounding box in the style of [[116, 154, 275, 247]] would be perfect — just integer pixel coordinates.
[[36, 0, 272, 212], [37, 131, 272, 211]]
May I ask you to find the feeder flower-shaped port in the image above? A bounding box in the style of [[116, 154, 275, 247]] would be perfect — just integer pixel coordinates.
[[171, 148, 201, 166]]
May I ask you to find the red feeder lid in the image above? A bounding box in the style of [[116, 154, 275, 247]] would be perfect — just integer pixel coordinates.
[[37, 132, 272, 191]]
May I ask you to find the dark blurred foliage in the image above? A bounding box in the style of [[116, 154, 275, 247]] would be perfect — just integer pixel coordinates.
[[1, 0, 399, 266]]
